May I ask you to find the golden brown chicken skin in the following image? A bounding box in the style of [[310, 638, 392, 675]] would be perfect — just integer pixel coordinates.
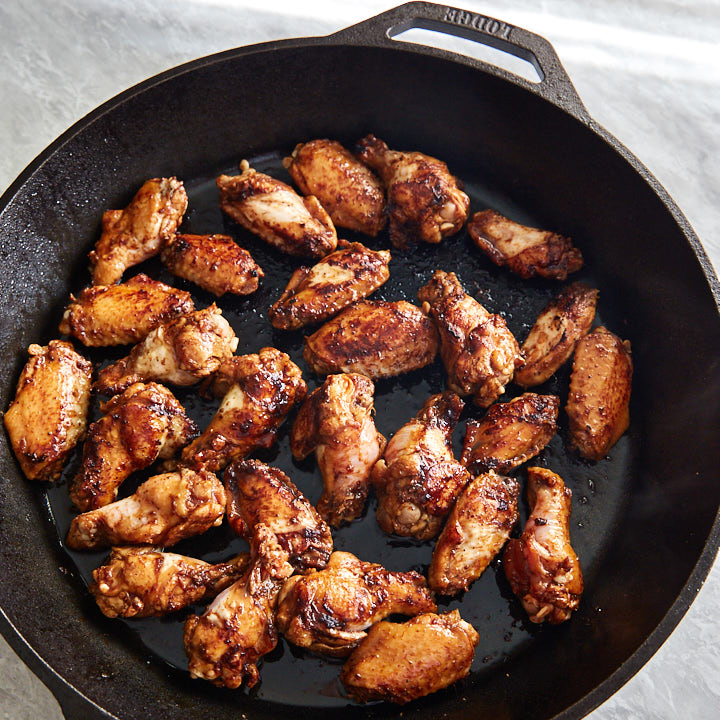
[[268, 241, 391, 331], [184, 524, 294, 689], [90, 547, 250, 619], [303, 300, 438, 380], [461, 393, 559, 475], [276, 551, 436, 657], [59, 274, 195, 347], [89, 177, 188, 286], [371, 392, 471, 540], [419, 270, 522, 407], [161, 233, 264, 297], [340, 610, 479, 704], [4, 340, 92, 482], [217, 161, 337, 258], [429, 472, 519, 595], [515, 282, 598, 387], [355, 134, 469, 249], [503, 467, 583, 624], [566, 326, 632, 460], [224, 459, 332, 572], [468, 209, 583, 280], [67, 467, 226, 550], [70, 382, 197, 511]]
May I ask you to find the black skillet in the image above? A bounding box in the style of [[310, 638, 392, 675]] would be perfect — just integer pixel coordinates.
[[1, 3, 718, 719]]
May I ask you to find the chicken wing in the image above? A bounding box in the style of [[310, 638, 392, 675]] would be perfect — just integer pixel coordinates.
[[67, 467, 226, 550], [224, 459, 332, 571], [217, 161, 337, 258], [290, 373, 385, 527], [355, 134, 469, 249], [429, 472, 519, 595], [184, 524, 293, 689], [514, 282, 598, 387], [460, 393, 559, 475], [418, 270, 522, 407], [303, 300, 438, 379], [340, 610, 478, 704], [566, 326, 632, 460], [371, 392, 470, 540], [161, 233, 264, 297], [181, 347, 306, 472], [70, 382, 197, 511], [268, 241, 391, 330], [467, 209, 583, 280], [95, 304, 238, 395], [276, 551, 436, 657], [90, 546, 250, 619], [503, 467, 583, 624], [89, 177, 188, 286], [283, 139, 387, 236]]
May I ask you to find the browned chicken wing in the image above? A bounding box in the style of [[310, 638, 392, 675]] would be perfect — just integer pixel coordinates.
[[161, 233, 264, 297], [284, 139, 387, 236], [355, 134, 469, 249], [468, 209, 583, 280], [67, 467, 226, 550], [515, 282, 598, 387], [89, 177, 188, 286], [419, 270, 522, 407], [303, 300, 438, 379], [566, 326, 632, 460], [4, 340, 92, 482], [217, 161, 337, 258], [340, 610, 478, 704], [429, 472, 519, 595], [371, 392, 470, 540], [224, 459, 332, 571], [70, 381, 197, 511], [276, 551, 436, 657], [503, 467, 583, 624], [268, 241, 391, 330], [461, 393, 559, 475], [290, 373, 385, 526]]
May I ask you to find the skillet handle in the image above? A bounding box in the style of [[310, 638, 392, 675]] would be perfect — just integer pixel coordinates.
[[331, 1, 589, 121]]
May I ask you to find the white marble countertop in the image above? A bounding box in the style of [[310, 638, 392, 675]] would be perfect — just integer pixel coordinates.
[[0, 1, 718, 718]]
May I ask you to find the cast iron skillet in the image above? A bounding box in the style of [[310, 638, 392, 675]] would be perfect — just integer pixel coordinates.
[[1, 3, 719, 719]]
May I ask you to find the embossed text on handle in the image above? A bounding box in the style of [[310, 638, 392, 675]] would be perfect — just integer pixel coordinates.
[[443, 7, 513, 39]]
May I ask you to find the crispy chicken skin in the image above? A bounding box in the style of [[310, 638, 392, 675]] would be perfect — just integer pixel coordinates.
[[268, 241, 391, 331], [95, 304, 238, 395], [90, 547, 250, 619], [4, 340, 92, 482], [67, 467, 226, 550], [418, 270, 522, 407], [461, 393, 559, 475], [184, 524, 294, 689], [161, 233, 264, 297], [429, 472, 520, 595], [303, 300, 438, 380], [276, 551, 437, 657], [290, 373, 385, 527], [371, 392, 470, 540], [503, 467, 583, 624], [224, 459, 332, 571], [284, 139, 387, 236], [70, 382, 197, 511], [89, 177, 188, 286], [59, 274, 195, 347], [355, 134, 469, 249], [515, 283, 598, 387], [566, 326, 632, 460], [181, 347, 306, 472], [340, 610, 479, 704], [217, 161, 337, 258]]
